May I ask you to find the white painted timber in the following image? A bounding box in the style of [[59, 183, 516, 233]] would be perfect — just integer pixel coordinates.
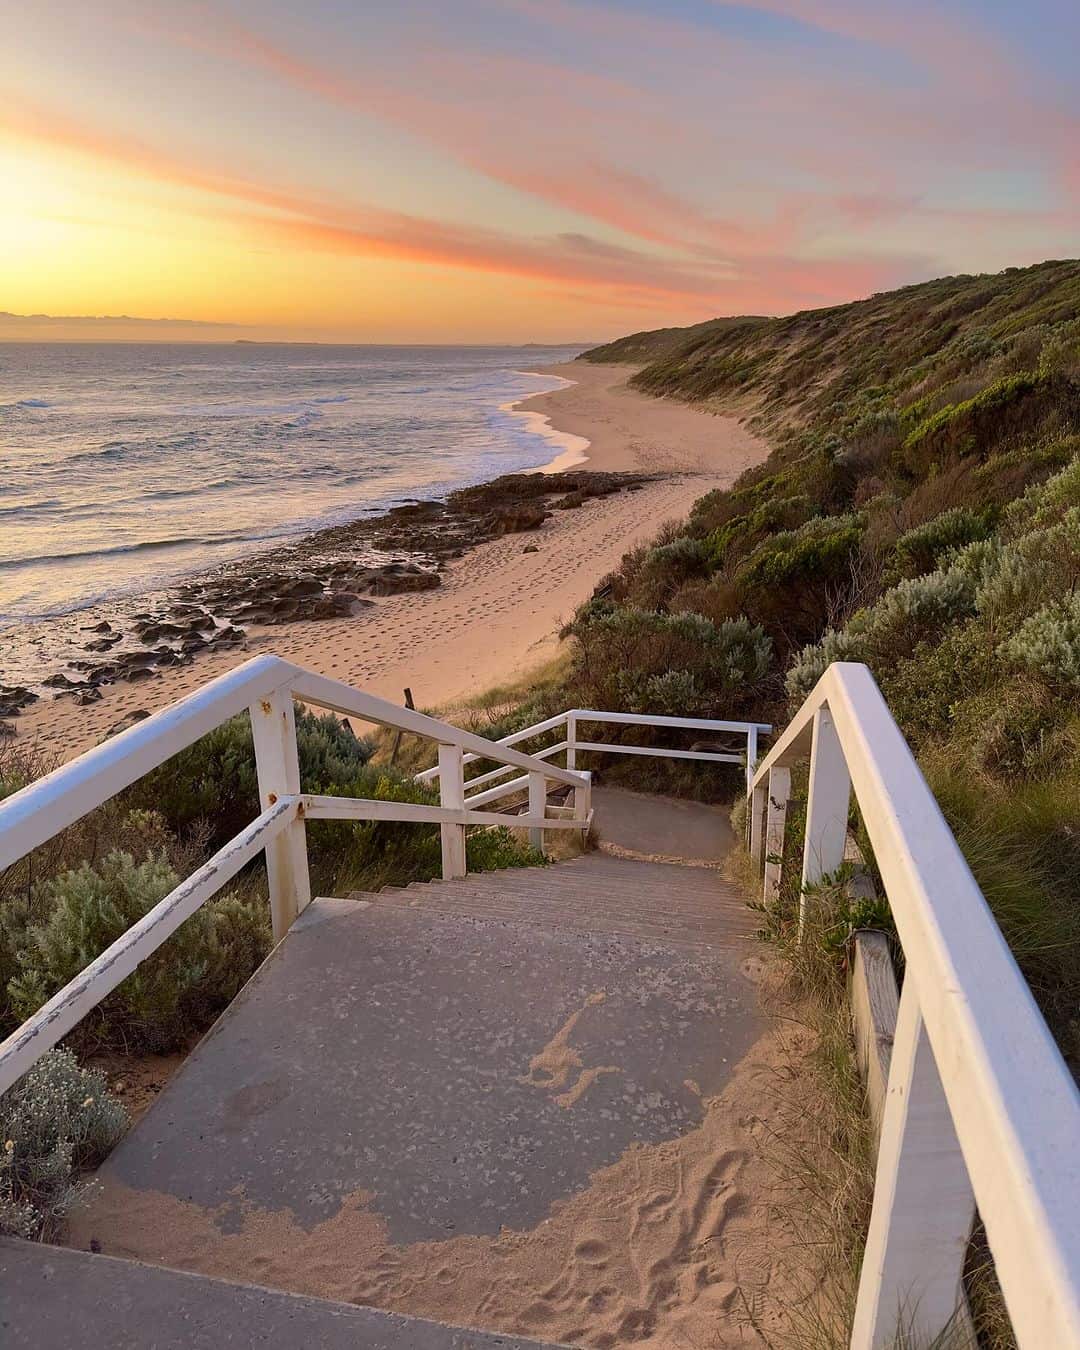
[[250, 688, 311, 940], [0, 798, 296, 1095], [573, 709, 771, 734], [292, 669, 586, 791], [799, 705, 851, 928], [528, 771, 547, 854], [851, 981, 975, 1347], [849, 930, 900, 1139], [748, 784, 766, 870], [0, 654, 293, 871], [301, 795, 587, 831], [572, 741, 743, 765], [762, 765, 791, 908], [438, 743, 466, 880], [749, 663, 1080, 1348]]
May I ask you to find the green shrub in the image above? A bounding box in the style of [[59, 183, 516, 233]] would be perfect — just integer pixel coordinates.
[[0, 1048, 126, 1240], [999, 593, 1080, 688], [7, 852, 271, 1052], [565, 606, 770, 719], [785, 629, 867, 705], [900, 372, 1075, 475], [737, 514, 865, 592], [863, 568, 976, 650], [893, 507, 993, 576], [127, 710, 375, 850]]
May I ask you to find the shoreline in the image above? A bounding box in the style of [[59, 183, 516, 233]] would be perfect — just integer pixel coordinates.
[[8, 363, 767, 759]]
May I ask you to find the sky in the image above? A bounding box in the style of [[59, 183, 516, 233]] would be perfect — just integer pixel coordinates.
[[2, 0, 1079, 343]]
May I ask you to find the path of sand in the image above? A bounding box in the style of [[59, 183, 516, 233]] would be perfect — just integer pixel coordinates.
[[15, 364, 766, 760]]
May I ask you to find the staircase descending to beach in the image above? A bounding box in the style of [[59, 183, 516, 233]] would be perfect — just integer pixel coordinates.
[[0, 656, 1076, 1349]]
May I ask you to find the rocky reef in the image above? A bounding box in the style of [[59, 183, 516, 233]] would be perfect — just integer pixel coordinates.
[[1, 470, 650, 719]]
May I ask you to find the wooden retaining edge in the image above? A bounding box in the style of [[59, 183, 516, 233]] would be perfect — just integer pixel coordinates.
[[844, 839, 977, 1345], [844, 835, 900, 1143]]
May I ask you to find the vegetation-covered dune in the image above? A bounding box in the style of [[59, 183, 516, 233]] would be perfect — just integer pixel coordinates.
[[559, 260, 1080, 1061]]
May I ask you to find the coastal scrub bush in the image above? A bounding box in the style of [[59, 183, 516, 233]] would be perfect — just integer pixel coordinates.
[[626, 536, 713, 607], [999, 594, 1080, 689], [128, 710, 375, 851], [892, 507, 993, 576], [564, 606, 770, 719], [900, 371, 1076, 475], [861, 567, 976, 652], [785, 628, 867, 705], [0, 1048, 126, 1240], [7, 851, 270, 1052]]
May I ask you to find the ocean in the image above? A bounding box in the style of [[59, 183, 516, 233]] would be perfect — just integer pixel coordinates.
[[0, 342, 586, 629]]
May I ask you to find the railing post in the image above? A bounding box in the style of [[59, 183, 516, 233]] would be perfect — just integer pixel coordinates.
[[250, 688, 311, 941], [528, 770, 547, 855], [851, 979, 975, 1349], [762, 765, 791, 907], [800, 705, 851, 931], [573, 769, 592, 833], [566, 712, 577, 771], [745, 724, 758, 797], [438, 743, 467, 879], [749, 784, 766, 870]]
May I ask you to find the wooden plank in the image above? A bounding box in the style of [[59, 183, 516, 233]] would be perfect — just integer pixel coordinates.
[[302, 794, 584, 830], [0, 654, 291, 871], [438, 744, 466, 880], [851, 980, 975, 1348], [799, 705, 851, 928], [250, 689, 311, 940], [292, 669, 585, 789], [573, 741, 743, 765], [528, 771, 547, 855], [573, 709, 771, 734], [0, 798, 297, 1095], [748, 784, 766, 869], [850, 930, 900, 1140], [762, 765, 791, 908]]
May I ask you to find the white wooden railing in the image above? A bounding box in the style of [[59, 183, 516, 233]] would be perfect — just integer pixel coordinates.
[[746, 662, 1080, 1349], [417, 708, 771, 810], [0, 655, 594, 1097]]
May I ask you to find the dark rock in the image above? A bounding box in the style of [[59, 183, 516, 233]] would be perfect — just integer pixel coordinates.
[[74, 686, 103, 705], [0, 720, 15, 738], [80, 620, 113, 633], [124, 666, 156, 682], [522, 544, 540, 553], [84, 635, 122, 652], [42, 673, 76, 688], [105, 709, 151, 738], [555, 491, 585, 509], [369, 571, 441, 596], [490, 503, 548, 534]]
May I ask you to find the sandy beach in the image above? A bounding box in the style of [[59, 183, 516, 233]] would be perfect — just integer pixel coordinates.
[[13, 362, 765, 759]]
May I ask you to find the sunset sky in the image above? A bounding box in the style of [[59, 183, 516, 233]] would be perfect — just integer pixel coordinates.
[[3, 0, 1079, 343]]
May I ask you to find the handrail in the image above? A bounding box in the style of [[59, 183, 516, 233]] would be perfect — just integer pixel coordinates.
[[417, 707, 770, 800], [0, 656, 593, 1096], [746, 663, 1080, 1348]]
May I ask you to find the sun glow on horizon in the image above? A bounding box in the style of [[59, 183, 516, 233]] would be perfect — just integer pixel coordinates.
[[3, 0, 1079, 342]]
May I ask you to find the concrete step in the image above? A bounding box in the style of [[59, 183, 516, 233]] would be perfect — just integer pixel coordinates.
[[366, 893, 753, 946], [62, 895, 763, 1345], [378, 880, 750, 926], [0, 1237, 560, 1349]]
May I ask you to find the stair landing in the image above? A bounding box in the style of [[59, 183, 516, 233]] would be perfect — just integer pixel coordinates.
[[57, 850, 764, 1341]]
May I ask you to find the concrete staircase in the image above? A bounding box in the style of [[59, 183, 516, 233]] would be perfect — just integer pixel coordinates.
[[352, 852, 755, 951], [9, 796, 763, 1349]]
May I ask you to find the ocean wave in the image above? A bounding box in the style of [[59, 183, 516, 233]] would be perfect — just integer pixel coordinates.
[[0, 533, 243, 571]]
